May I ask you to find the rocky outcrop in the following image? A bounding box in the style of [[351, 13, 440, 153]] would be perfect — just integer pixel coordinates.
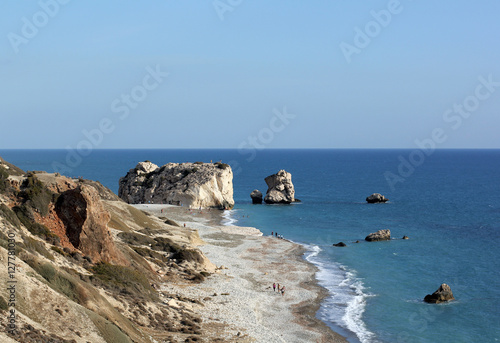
[[250, 189, 263, 204], [366, 193, 389, 203], [333, 242, 347, 247], [264, 170, 297, 204], [56, 185, 126, 264], [365, 229, 391, 241], [424, 284, 455, 303], [0, 157, 223, 343], [118, 161, 234, 209]]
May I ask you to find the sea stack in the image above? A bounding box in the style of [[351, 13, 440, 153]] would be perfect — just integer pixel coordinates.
[[366, 193, 389, 203], [264, 170, 298, 204], [424, 284, 455, 303], [250, 189, 263, 204], [118, 161, 234, 209]]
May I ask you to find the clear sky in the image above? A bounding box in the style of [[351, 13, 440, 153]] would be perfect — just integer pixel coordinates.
[[1, 0, 499, 149]]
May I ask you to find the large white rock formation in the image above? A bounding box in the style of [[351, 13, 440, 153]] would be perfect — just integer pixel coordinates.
[[118, 161, 234, 209], [264, 170, 297, 204]]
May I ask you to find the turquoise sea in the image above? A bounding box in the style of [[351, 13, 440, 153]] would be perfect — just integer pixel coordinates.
[[1, 149, 499, 343]]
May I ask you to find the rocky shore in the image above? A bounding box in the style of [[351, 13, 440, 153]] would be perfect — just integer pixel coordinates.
[[0, 157, 345, 342]]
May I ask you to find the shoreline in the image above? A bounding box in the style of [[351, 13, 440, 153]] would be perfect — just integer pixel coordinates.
[[136, 204, 347, 342]]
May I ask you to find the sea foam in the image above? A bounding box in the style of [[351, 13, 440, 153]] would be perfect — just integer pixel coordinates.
[[304, 244, 377, 343]]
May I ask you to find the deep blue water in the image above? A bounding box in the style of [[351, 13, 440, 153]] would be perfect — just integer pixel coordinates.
[[1, 149, 499, 343]]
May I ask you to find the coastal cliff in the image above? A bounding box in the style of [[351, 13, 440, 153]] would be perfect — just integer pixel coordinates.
[[118, 161, 234, 209], [0, 158, 216, 343]]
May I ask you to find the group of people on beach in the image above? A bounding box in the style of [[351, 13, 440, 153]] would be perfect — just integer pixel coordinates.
[[272, 283, 286, 296], [271, 231, 284, 239]]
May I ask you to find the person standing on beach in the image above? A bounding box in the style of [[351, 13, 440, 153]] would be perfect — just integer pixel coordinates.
[[271, 231, 273, 236], [277, 283, 280, 292], [273, 283, 276, 292], [281, 287, 285, 296]]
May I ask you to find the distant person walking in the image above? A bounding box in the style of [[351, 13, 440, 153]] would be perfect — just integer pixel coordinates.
[[273, 283, 276, 292], [271, 231, 273, 236], [281, 286, 285, 296], [277, 283, 280, 292]]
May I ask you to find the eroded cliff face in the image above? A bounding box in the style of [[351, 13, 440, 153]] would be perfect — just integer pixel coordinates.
[[118, 161, 234, 209], [0, 158, 219, 343], [56, 185, 126, 264]]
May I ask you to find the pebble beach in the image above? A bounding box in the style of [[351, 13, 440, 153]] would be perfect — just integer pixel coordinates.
[[135, 204, 346, 343]]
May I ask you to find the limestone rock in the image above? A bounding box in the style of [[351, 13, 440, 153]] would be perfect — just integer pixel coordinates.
[[424, 284, 455, 303], [56, 185, 126, 264], [250, 189, 263, 204], [333, 242, 347, 247], [264, 170, 297, 204], [118, 161, 234, 209], [365, 229, 391, 242], [366, 193, 389, 203]]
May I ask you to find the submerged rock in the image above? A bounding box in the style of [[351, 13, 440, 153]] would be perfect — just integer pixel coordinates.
[[366, 193, 389, 203], [424, 284, 455, 303], [250, 189, 263, 204], [365, 229, 391, 242], [333, 242, 347, 247], [118, 161, 234, 209], [264, 170, 297, 204]]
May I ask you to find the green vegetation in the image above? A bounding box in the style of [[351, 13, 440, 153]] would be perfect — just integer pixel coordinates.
[[0, 166, 9, 193], [85, 309, 133, 343], [152, 237, 204, 264], [91, 262, 156, 300], [19, 173, 55, 216], [0, 204, 21, 229], [118, 231, 155, 246], [24, 258, 87, 305], [21, 236, 54, 261], [164, 218, 180, 227], [214, 162, 230, 170], [132, 246, 168, 266], [51, 246, 67, 256], [0, 295, 8, 311], [119, 232, 203, 264], [13, 206, 60, 245]]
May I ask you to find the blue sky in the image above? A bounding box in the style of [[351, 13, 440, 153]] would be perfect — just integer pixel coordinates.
[[1, 0, 499, 149]]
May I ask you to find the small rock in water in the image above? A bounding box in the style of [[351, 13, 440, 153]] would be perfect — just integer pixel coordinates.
[[424, 283, 455, 303], [402, 235, 409, 240], [333, 242, 347, 247], [250, 189, 263, 204], [365, 229, 391, 241], [366, 193, 389, 203]]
